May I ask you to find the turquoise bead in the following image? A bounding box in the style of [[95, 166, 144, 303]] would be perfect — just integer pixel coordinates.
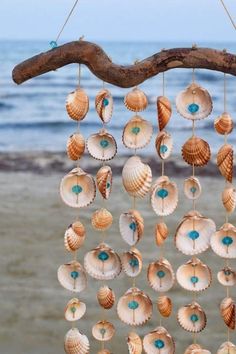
[[100, 328, 106, 336], [188, 230, 200, 240], [154, 339, 165, 349], [190, 186, 197, 194], [157, 270, 165, 278], [188, 103, 199, 114], [103, 98, 109, 106], [128, 300, 139, 310], [70, 306, 76, 314], [224, 269, 232, 276], [50, 41, 58, 49], [70, 271, 79, 279], [190, 314, 199, 322], [160, 144, 168, 153], [98, 251, 109, 261], [100, 139, 109, 148], [131, 126, 141, 135], [156, 188, 169, 199], [222, 236, 233, 246], [191, 276, 199, 284], [72, 185, 83, 195], [129, 258, 139, 267], [106, 182, 110, 189], [129, 222, 137, 232]]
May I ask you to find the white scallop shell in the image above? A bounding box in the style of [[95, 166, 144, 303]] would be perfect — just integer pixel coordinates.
[[143, 326, 175, 354], [64, 328, 90, 354], [119, 210, 144, 246], [127, 332, 143, 354], [121, 247, 143, 277], [177, 301, 207, 333], [211, 223, 236, 259], [95, 89, 113, 123], [65, 298, 86, 322], [147, 258, 175, 292], [184, 176, 202, 200], [86, 129, 117, 161], [217, 267, 236, 287], [122, 115, 153, 149], [58, 261, 87, 293], [155, 131, 173, 160], [217, 341, 236, 354], [150, 176, 178, 216], [92, 320, 115, 341]]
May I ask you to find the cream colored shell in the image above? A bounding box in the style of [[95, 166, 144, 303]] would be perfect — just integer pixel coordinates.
[[96, 165, 112, 200], [97, 285, 115, 310], [92, 320, 115, 341], [64, 298, 86, 322], [91, 208, 113, 231], [57, 261, 87, 293], [87, 129, 117, 161], [143, 326, 175, 354], [184, 344, 203, 354], [222, 184, 236, 213], [217, 267, 236, 287], [66, 88, 89, 121], [192, 350, 211, 354], [157, 96, 172, 131], [67, 133, 85, 161], [220, 297, 235, 330], [97, 350, 111, 354], [95, 89, 113, 123], [64, 221, 86, 252], [177, 301, 207, 333], [122, 115, 153, 149], [124, 87, 148, 112], [155, 131, 173, 160], [210, 223, 236, 259], [127, 332, 143, 354], [214, 112, 234, 135], [184, 176, 202, 200], [64, 328, 90, 354], [217, 144, 234, 183], [217, 341, 236, 354], [119, 209, 144, 246], [155, 222, 169, 247], [121, 247, 143, 277], [182, 136, 211, 167], [147, 258, 175, 292], [151, 176, 178, 216], [157, 296, 172, 318]]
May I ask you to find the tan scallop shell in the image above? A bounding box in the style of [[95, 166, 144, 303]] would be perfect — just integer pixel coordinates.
[[157, 96, 172, 131], [192, 350, 211, 354], [97, 285, 115, 309], [64, 328, 90, 354], [155, 131, 173, 160], [157, 296, 172, 318], [67, 133, 85, 161], [121, 247, 143, 277], [124, 88, 148, 112], [222, 184, 236, 213], [64, 221, 86, 252], [175, 210, 216, 255], [119, 209, 144, 246], [143, 326, 175, 354], [217, 267, 236, 287], [184, 344, 203, 354], [95, 89, 113, 123], [182, 136, 211, 167], [58, 261, 87, 293], [217, 341, 236, 354], [217, 144, 234, 182], [176, 258, 212, 292], [117, 287, 153, 326], [122, 116, 153, 149], [184, 176, 202, 200], [147, 258, 175, 292], [96, 165, 112, 200], [155, 222, 168, 247], [122, 156, 152, 198], [84, 243, 121, 280], [60, 167, 96, 208], [87, 129, 117, 161], [97, 350, 111, 354], [91, 208, 113, 231], [65, 298, 86, 322], [66, 88, 89, 121], [214, 112, 234, 135], [92, 320, 115, 342], [150, 176, 178, 216], [127, 332, 143, 354], [220, 297, 235, 330], [210, 222, 236, 259], [176, 82, 212, 120], [177, 301, 207, 333]]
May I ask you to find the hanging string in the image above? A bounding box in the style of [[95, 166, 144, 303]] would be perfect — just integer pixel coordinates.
[[219, 0, 236, 31], [56, 0, 79, 45]]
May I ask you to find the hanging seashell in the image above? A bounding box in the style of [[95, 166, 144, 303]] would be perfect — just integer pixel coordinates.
[[184, 176, 202, 200], [119, 210, 144, 246], [64, 328, 90, 354], [210, 223, 236, 259], [92, 320, 115, 341], [214, 112, 234, 135], [60, 167, 96, 208], [220, 297, 235, 330], [124, 87, 148, 112], [147, 258, 175, 292], [84, 243, 121, 280], [95, 88, 113, 123], [217, 267, 236, 287], [67, 133, 85, 161], [150, 176, 178, 216], [155, 222, 169, 247], [96, 165, 112, 200], [97, 350, 111, 354], [182, 136, 211, 167], [97, 285, 115, 310], [222, 184, 236, 213], [66, 88, 89, 121], [91, 208, 113, 231], [64, 221, 86, 252], [176, 82, 212, 120], [177, 301, 207, 333], [157, 96, 172, 131], [117, 287, 153, 326], [184, 344, 203, 354], [143, 326, 175, 354], [192, 350, 211, 354], [64, 298, 86, 322], [127, 332, 143, 354], [157, 296, 172, 318], [176, 258, 212, 292], [217, 144, 234, 183], [122, 116, 153, 150], [87, 129, 117, 161], [155, 131, 173, 160], [217, 341, 236, 354], [122, 156, 152, 198], [58, 261, 87, 293], [121, 247, 143, 277], [175, 210, 216, 255]]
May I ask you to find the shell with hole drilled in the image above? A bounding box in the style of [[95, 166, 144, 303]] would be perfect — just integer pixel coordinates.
[[220, 297, 235, 330], [122, 116, 153, 150], [222, 184, 236, 213], [217, 144, 234, 182], [95, 89, 113, 123], [210, 223, 236, 259], [155, 131, 173, 160], [151, 176, 178, 216], [66, 88, 89, 121], [184, 176, 202, 200], [65, 298, 86, 322], [217, 267, 236, 287], [184, 344, 203, 354], [182, 136, 211, 167], [157, 296, 172, 318], [119, 209, 144, 246], [121, 247, 143, 277], [97, 285, 115, 310], [155, 222, 169, 247], [217, 341, 236, 354], [58, 261, 87, 293], [157, 96, 172, 131], [124, 88, 148, 112], [91, 208, 113, 231], [127, 332, 143, 354], [67, 133, 85, 161], [214, 112, 234, 135], [87, 129, 117, 161], [92, 320, 115, 342], [147, 258, 175, 292], [177, 301, 207, 333], [64, 221, 86, 252], [96, 165, 112, 200], [64, 328, 90, 354], [143, 326, 175, 354]]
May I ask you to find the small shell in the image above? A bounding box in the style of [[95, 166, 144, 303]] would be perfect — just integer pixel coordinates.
[[147, 258, 175, 292], [87, 129, 117, 161], [65, 298, 86, 322], [184, 176, 202, 200], [177, 301, 207, 333], [84, 243, 121, 280], [217, 341, 236, 354], [214, 112, 234, 135], [97, 285, 115, 309], [157, 96, 172, 131], [97, 350, 111, 354], [66, 88, 89, 121], [64, 221, 86, 252], [119, 209, 144, 246], [217, 144, 234, 183], [184, 344, 203, 354], [182, 136, 211, 167], [58, 261, 87, 293], [122, 116, 153, 149], [117, 287, 153, 326], [222, 185, 236, 213], [95, 89, 113, 123], [157, 296, 172, 318], [91, 208, 113, 231], [96, 165, 112, 200], [155, 131, 173, 160], [92, 320, 115, 342], [210, 223, 236, 259], [64, 328, 90, 354], [176, 82, 212, 120], [220, 297, 235, 330], [217, 267, 236, 287], [127, 332, 143, 354], [150, 176, 178, 216], [155, 222, 168, 247], [60, 167, 96, 208], [124, 88, 148, 112], [192, 350, 211, 354], [67, 133, 85, 161], [143, 326, 175, 354], [121, 247, 143, 277]]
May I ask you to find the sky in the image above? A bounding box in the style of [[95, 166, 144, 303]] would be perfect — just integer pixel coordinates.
[[0, 0, 236, 42]]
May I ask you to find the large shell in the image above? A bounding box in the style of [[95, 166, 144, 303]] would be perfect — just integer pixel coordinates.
[[210, 223, 236, 259], [143, 326, 175, 354], [217, 144, 234, 182], [214, 112, 234, 135], [147, 258, 175, 292], [65, 298, 86, 322], [184, 176, 202, 200], [124, 88, 148, 112], [95, 89, 113, 123], [157, 296, 172, 318], [122, 156, 152, 198], [175, 210, 216, 255], [127, 332, 143, 354], [97, 285, 115, 309], [122, 116, 153, 150], [176, 258, 212, 292], [86, 129, 117, 161], [155, 222, 169, 247], [220, 297, 235, 330], [176, 82, 212, 120], [217, 341, 236, 354], [222, 184, 236, 213], [119, 210, 144, 246], [84, 243, 121, 280], [58, 261, 87, 293], [121, 247, 143, 277], [92, 320, 115, 341], [184, 344, 203, 354], [64, 328, 90, 354], [117, 287, 153, 326], [157, 96, 172, 131], [91, 208, 113, 231], [150, 176, 178, 216], [177, 301, 207, 333], [155, 131, 173, 160], [66, 88, 89, 121], [217, 267, 236, 287], [96, 165, 112, 200], [182, 136, 211, 167], [60, 167, 96, 208], [64, 221, 86, 252], [67, 133, 85, 161]]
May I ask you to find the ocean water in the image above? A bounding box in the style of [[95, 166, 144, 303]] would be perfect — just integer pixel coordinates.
[[1, 40, 236, 154]]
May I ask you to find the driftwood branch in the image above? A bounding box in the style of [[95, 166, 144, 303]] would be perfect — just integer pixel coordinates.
[[12, 41, 236, 88]]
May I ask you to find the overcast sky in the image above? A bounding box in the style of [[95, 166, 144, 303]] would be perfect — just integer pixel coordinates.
[[1, 0, 236, 42]]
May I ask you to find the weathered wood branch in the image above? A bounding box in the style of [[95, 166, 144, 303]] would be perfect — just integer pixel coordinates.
[[12, 41, 236, 88]]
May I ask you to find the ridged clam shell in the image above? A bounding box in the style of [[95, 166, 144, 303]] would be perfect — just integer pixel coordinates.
[[66, 88, 89, 121], [217, 267, 236, 287], [214, 112, 234, 135], [217, 341, 236, 354], [65, 298, 86, 322], [97, 285, 115, 309], [60, 167, 96, 208], [157, 296, 172, 318], [222, 185, 236, 213], [84, 243, 121, 280], [177, 301, 207, 333], [58, 261, 87, 293], [147, 258, 175, 292], [182, 136, 211, 167], [119, 210, 144, 246], [122, 116, 153, 149], [96, 165, 112, 200], [92, 320, 115, 341], [217, 144, 234, 182], [155, 131, 173, 160], [192, 350, 211, 354], [176, 82, 212, 120], [184, 344, 203, 354], [184, 176, 202, 200], [122, 156, 152, 198], [155, 222, 169, 247], [117, 287, 153, 326], [97, 350, 111, 354], [64, 328, 90, 354], [64, 221, 86, 252], [121, 247, 143, 277], [143, 326, 175, 354], [95, 89, 113, 123], [87, 129, 117, 161], [67, 133, 85, 161], [210, 223, 236, 259], [127, 332, 143, 354], [220, 297, 235, 330], [157, 96, 172, 131], [151, 176, 178, 216], [91, 208, 113, 231], [124, 88, 148, 112]]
